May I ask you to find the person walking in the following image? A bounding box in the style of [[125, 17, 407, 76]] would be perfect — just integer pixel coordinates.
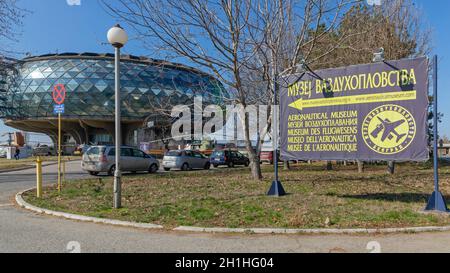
[[14, 148, 20, 160]]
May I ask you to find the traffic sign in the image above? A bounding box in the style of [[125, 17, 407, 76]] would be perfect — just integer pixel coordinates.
[[53, 104, 65, 114], [52, 84, 66, 105], [51, 84, 66, 193]]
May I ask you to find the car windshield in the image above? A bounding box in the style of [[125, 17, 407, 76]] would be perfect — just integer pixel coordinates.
[[166, 151, 182, 156], [212, 151, 224, 157], [86, 147, 104, 155]]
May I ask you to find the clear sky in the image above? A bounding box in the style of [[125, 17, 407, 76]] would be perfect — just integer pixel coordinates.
[[1, 0, 449, 143]]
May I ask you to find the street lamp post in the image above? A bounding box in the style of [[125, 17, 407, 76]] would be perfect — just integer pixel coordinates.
[[107, 24, 128, 209]]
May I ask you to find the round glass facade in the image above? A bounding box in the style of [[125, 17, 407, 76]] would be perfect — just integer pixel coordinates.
[[1, 53, 226, 120]]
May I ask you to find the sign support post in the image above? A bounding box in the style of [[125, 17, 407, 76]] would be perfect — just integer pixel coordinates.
[[57, 112, 61, 193], [52, 84, 66, 194], [425, 55, 448, 212], [36, 156, 42, 198], [267, 71, 286, 197]]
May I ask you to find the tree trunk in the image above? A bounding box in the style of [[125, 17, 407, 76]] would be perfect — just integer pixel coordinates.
[[387, 161, 395, 174], [241, 107, 263, 180], [247, 146, 262, 180], [357, 160, 364, 173], [326, 161, 333, 171]]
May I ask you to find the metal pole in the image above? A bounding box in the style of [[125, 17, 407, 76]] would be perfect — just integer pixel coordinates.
[[113, 46, 122, 209], [273, 73, 279, 182], [63, 160, 66, 183], [425, 55, 448, 212], [57, 112, 61, 193], [36, 156, 42, 198], [267, 69, 286, 196], [433, 55, 439, 207]]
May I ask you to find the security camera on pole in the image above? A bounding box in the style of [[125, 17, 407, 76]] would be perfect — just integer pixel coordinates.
[[107, 24, 128, 209]]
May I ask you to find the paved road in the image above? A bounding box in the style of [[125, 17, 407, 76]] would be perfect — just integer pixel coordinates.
[[1, 161, 450, 253]]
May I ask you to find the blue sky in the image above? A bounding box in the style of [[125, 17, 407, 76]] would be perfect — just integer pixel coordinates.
[[1, 0, 449, 143]]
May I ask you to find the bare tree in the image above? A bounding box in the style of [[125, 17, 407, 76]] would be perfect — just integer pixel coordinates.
[[102, 0, 431, 180], [0, 0, 25, 53], [442, 135, 449, 144], [102, 0, 365, 180], [0, 0, 25, 118], [305, 0, 431, 70]]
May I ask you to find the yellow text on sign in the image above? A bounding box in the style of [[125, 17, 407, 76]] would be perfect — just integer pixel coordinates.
[[288, 90, 417, 111]]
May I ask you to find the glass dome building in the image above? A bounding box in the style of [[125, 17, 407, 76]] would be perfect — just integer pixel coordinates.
[[0, 53, 226, 146]]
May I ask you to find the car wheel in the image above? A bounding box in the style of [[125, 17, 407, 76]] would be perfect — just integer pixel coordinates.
[[213, 164, 219, 168], [204, 162, 211, 170], [108, 165, 116, 176], [164, 167, 171, 172], [228, 161, 234, 168], [148, 164, 158, 173], [244, 160, 249, 167], [89, 171, 99, 176], [181, 163, 189, 171]]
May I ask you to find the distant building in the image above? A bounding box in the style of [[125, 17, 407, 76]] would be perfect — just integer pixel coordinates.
[[439, 143, 450, 157]]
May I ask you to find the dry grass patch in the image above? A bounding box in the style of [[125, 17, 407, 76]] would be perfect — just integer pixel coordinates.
[[23, 161, 450, 229]]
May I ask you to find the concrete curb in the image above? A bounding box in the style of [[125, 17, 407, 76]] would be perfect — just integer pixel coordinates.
[[15, 189, 450, 235], [173, 225, 450, 235], [15, 189, 163, 230]]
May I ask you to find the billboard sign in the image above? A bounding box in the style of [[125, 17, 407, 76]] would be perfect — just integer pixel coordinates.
[[280, 57, 429, 161]]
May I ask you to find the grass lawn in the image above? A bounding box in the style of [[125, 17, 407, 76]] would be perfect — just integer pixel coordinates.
[[23, 161, 450, 229], [0, 156, 79, 171]]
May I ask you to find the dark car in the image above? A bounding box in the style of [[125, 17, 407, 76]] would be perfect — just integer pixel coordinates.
[[210, 150, 250, 168]]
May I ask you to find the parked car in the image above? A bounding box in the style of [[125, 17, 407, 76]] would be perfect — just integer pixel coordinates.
[[210, 150, 250, 168], [0, 147, 7, 158], [32, 145, 56, 156], [162, 150, 210, 171], [73, 144, 90, 156], [260, 150, 280, 164], [81, 146, 159, 176]]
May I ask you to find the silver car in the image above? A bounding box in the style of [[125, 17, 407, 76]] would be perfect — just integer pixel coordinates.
[[81, 146, 159, 176], [32, 145, 56, 156], [162, 150, 210, 171]]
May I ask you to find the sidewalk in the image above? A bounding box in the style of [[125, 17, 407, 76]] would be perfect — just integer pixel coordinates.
[[0, 158, 80, 174]]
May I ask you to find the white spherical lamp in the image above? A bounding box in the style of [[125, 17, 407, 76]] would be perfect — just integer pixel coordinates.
[[107, 24, 128, 48]]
